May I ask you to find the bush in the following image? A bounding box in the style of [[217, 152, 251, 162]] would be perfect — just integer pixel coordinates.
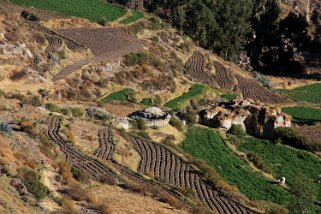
[[134, 131, 150, 140], [18, 168, 49, 200], [169, 116, 184, 131], [274, 127, 310, 151], [132, 118, 146, 130], [97, 17, 107, 26], [229, 124, 245, 136], [124, 53, 140, 66], [0, 122, 12, 135], [71, 167, 89, 183], [45, 103, 61, 113], [246, 152, 271, 173], [65, 184, 95, 202], [70, 107, 85, 118], [58, 161, 74, 185], [161, 135, 176, 146], [30, 95, 42, 107], [20, 10, 39, 21]]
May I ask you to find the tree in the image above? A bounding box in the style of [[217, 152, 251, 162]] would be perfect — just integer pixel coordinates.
[[248, 0, 311, 75]]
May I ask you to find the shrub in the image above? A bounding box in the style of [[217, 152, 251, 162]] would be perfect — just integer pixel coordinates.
[[48, 52, 60, 64], [10, 69, 27, 80], [0, 122, 12, 135], [65, 184, 94, 202], [58, 161, 74, 185], [246, 152, 271, 173], [124, 53, 140, 66], [18, 168, 49, 200], [97, 17, 107, 26], [70, 107, 85, 118], [229, 124, 245, 136], [169, 116, 184, 131], [161, 135, 176, 146], [132, 118, 146, 130], [71, 167, 89, 183], [30, 95, 42, 107], [134, 131, 150, 140], [60, 108, 72, 117], [274, 127, 310, 151], [45, 103, 61, 113], [20, 10, 39, 21]]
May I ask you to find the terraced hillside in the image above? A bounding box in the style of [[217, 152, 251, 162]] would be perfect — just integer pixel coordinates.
[[52, 27, 142, 81], [128, 135, 256, 213], [185, 51, 215, 84], [46, 115, 117, 181], [93, 128, 115, 160], [185, 51, 285, 103], [213, 61, 235, 90], [235, 75, 286, 103]]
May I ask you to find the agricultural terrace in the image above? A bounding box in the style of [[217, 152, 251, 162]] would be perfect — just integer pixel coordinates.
[[237, 137, 321, 212], [282, 106, 321, 124], [12, 0, 125, 22], [180, 126, 290, 204], [121, 11, 144, 25], [278, 83, 321, 104], [100, 88, 135, 103], [164, 84, 207, 109]]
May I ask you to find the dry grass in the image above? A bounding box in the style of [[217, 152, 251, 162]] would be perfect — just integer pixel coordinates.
[[58, 161, 75, 185]]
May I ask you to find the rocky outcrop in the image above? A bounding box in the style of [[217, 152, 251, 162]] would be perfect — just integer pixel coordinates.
[[200, 99, 291, 138], [128, 107, 171, 128]]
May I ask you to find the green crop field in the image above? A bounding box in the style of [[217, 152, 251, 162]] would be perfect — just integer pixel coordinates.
[[277, 83, 321, 104], [282, 106, 321, 124], [180, 126, 290, 204], [164, 84, 207, 109], [12, 0, 125, 22], [100, 88, 134, 103], [121, 11, 144, 25], [238, 137, 321, 212]]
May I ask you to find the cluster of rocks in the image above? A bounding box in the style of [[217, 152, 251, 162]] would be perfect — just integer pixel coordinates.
[[0, 41, 33, 58], [200, 99, 292, 138], [129, 107, 171, 128], [115, 107, 171, 129]]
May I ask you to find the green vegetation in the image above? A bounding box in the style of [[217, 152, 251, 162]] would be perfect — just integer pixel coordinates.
[[169, 116, 184, 131], [229, 124, 245, 137], [221, 93, 237, 102], [180, 126, 290, 204], [121, 11, 144, 25], [237, 137, 321, 211], [45, 103, 85, 118], [18, 168, 49, 200], [274, 127, 320, 152], [278, 83, 321, 104], [100, 88, 135, 103], [164, 84, 207, 109], [12, 0, 125, 22], [0, 122, 12, 135], [140, 98, 154, 106], [282, 106, 321, 124]]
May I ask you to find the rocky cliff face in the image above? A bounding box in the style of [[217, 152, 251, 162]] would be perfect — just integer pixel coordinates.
[[200, 99, 292, 138]]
